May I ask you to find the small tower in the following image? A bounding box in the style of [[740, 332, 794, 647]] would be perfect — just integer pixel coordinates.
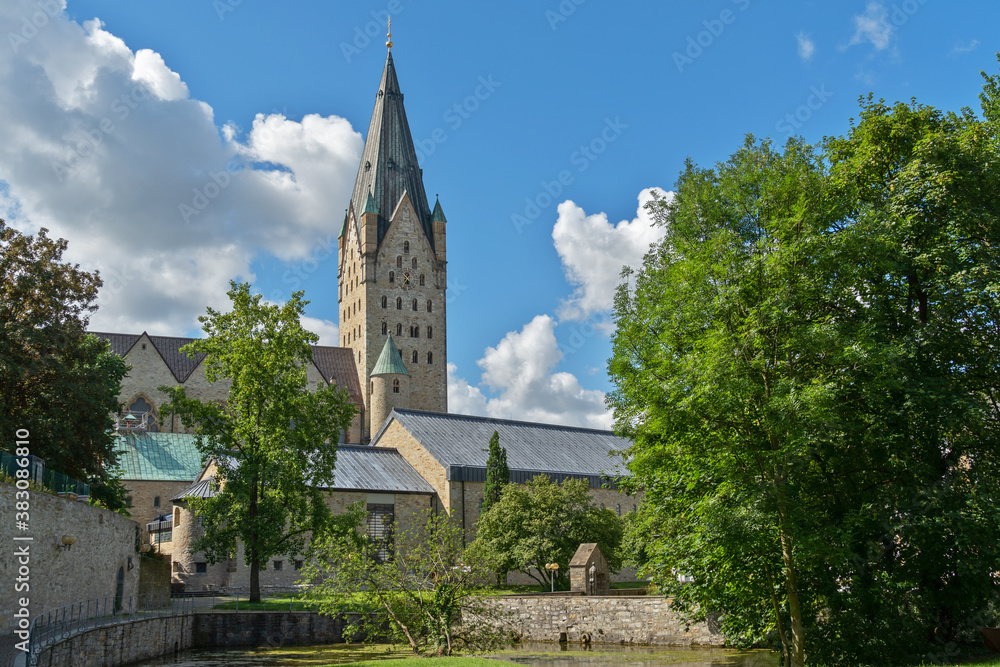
[[432, 197, 447, 262], [370, 334, 410, 433]]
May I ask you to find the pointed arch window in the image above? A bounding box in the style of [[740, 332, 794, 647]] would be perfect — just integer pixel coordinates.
[[381, 322, 387, 335], [396, 297, 402, 310], [396, 256, 402, 269], [427, 326, 432, 339], [396, 323, 403, 336], [403, 241, 409, 253], [412, 350, 418, 363], [389, 271, 395, 283], [427, 352, 433, 364], [411, 257, 417, 269], [393, 379, 400, 394], [427, 300, 433, 313], [381, 296, 387, 309], [412, 299, 418, 311], [419, 274, 425, 286]]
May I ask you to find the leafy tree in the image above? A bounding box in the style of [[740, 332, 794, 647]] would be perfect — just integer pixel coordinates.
[[469, 474, 623, 589], [481, 430, 509, 513], [608, 60, 1000, 666], [160, 281, 356, 603], [0, 221, 128, 509], [303, 503, 515, 656]]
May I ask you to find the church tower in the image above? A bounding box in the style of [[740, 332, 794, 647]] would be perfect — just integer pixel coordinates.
[[338, 35, 448, 441]]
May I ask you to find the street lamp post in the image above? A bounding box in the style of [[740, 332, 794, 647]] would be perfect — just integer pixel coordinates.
[[545, 562, 560, 592]]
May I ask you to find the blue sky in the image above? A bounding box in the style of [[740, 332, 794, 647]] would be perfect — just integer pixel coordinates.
[[1, 0, 997, 427]]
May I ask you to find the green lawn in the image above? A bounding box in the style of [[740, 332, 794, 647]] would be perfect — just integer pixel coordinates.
[[329, 659, 504, 667]]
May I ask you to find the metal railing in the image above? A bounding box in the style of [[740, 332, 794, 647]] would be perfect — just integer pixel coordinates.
[[26, 595, 196, 665]]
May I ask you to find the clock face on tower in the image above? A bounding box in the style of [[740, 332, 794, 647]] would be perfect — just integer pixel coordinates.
[[401, 271, 412, 290]]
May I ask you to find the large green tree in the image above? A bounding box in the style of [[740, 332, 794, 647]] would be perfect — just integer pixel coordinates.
[[608, 61, 1000, 666], [0, 221, 128, 509], [161, 281, 356, 602], [469, 474, 623, 589]]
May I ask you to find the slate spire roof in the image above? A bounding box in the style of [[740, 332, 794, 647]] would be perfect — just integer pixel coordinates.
[[347, 51, 434, 249]]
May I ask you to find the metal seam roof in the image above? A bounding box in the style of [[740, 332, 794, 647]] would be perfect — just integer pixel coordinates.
[[372, 409, 631, 487], [113, 432, 205, 482]]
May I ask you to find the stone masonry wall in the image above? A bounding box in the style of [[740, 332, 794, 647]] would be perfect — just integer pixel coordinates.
[[34, 615, 195, 667], [123, 479, 190, 529], [0, 482, 141, 632], [486, 595, 724, 646]]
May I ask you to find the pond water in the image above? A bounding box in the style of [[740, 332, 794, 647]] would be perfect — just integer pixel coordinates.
[[134, 642, 779, 667]]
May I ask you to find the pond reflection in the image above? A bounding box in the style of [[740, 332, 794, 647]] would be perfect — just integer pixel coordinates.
[[135, 641, 778, 667]]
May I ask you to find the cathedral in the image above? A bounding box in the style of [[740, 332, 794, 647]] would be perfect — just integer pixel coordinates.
[[98, 42, 639, 592]]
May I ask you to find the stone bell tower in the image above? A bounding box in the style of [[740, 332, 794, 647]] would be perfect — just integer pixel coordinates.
[[337, 27, 448, 440]]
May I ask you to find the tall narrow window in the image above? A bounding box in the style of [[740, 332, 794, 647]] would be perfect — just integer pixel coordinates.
[[403, 241, 409, 253], [381, 322, 387, 335], [412, 299, 418, 311], [392, 379, 399, 394], [411, 257, 417, 269], [396, 256, 402, 268], [427, 352, 433, 364], [396, 323, 402, 336], [396, 297, 402, 310], [412, 350, 418, 363], [367, 504, 394, 563], [427, 326, 433, 339], [419, 274, 425, 286], [389, 271, 395, 283], [427, 300, 433, 313], [381, 296, 387, 309]]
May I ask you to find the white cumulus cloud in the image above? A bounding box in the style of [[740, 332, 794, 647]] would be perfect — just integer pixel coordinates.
[[797, 32, 816, 61], [0, 1, 362, 335], [447, 315, 612, 430], [849, 2, 894, 51], [552, 188, 670, 324]]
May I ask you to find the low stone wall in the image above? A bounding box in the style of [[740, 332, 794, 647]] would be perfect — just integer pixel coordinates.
[[33, 615, 195, 667], [487, 595, 724, 646], [30, 611, 361, 667]]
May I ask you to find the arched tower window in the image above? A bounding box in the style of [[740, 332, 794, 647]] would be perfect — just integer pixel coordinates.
[[381, 296, 387, 308], [427, 326, 433, 339], [393, 379, 400, 394], [412, 350, 418, 363], [412, 299, 418, 311], [396, 297, 402, 310], [427, 352, 433, 364], [403, 241, 409, 253], [396, 323, 402, 336], [389, 271, 395, 283], [419, 274, 425, 286], [396, 256, 402, 269], [411, 257, 417, 269], [381, 322, 387, 335], [427, 300, 433, 313]]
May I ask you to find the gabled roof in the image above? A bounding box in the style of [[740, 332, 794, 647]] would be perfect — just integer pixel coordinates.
[[323, 445, 434, 494], [92, 332, 207, 383], [113, 432, 205, 482], [92, 331, 363, 406], [348, 51, 434, 250], [371, 334, 408, 376], [372, 409, 631, 489]]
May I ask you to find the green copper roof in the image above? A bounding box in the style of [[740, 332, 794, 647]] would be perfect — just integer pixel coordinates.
[[371, 334, 409, 376], [432, 197, 447, 223], [113, 432, 205, 482], [364, 188, 379, 214], [338, 210, 348, 239]]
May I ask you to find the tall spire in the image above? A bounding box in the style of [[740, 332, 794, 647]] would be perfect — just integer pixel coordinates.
[[348, 32, 434, 250]]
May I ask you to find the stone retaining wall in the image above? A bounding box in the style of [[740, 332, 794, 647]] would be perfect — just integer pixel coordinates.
[[486, 595, 724, 646], [30, 611, 360, 667]]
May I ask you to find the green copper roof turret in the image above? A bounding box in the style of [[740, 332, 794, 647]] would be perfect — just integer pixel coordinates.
[[338, 210, 348, 238], [364, 188, 379, 214], [371, 334, 409, 376], [432, 197, 447, 223]]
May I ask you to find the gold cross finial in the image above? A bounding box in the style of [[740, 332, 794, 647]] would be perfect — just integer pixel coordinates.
[[386, 16, 393, 50]]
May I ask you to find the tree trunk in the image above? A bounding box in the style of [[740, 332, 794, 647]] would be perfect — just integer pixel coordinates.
[[776, 488, 806, 667], [249, 473, 261, 604]]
